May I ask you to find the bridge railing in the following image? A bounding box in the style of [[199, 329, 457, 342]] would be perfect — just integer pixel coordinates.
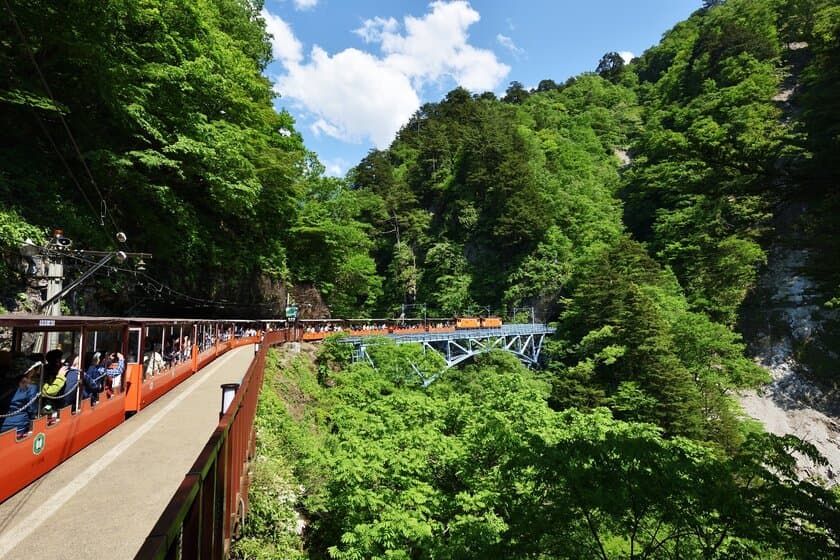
[[136, 328, 294, 560], [341, 324, 556, 344]]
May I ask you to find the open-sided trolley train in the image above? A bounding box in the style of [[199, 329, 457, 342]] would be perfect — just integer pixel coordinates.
[[0, 313, 501, 503], [0, 315, 273, 503], [299, 315, 504, 341]]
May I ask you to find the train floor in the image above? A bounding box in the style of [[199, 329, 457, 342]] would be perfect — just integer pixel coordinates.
[[0, 345, 256, 560]]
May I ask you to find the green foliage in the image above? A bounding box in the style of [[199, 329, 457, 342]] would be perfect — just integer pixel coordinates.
[[596, 52, 627, 83], [9, 1, 840, 553], [249, 346, 840, 559], [362, 338, 447, 387], [0, 209, 45, 289], [232, 350, 324, 559], [623, 0, 790, 322], [0, 0, 309, 309], [289, 177, 383, 315], [554, 236, 765, 447], [348, 75, 631, 313], [315, 334, 355, 384]]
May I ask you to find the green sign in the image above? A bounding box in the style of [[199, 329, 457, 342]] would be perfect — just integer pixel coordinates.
[[32, 432, 46, 455], [285, 306, 298, 319]]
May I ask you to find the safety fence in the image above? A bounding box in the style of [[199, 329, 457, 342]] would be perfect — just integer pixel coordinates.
[[135, 328, 296, 559]]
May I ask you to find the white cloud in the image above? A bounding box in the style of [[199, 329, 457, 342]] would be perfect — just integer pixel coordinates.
[[321, 157, 348, 177], [496, 34, 524, 57], [619, 51, 635, 63], [261, 9, 302, 66], [360, 0, 509, 91], [293, 0, 318, 10], [277, 47, 420, 148], [265, 1, 509, 149], [354, 16, 400, 43]]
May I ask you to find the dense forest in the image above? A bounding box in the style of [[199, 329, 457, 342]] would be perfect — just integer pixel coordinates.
[[2, 0, 840, 557]]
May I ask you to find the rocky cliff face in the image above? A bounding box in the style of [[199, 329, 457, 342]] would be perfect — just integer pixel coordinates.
[[739, 206, 840, 487]]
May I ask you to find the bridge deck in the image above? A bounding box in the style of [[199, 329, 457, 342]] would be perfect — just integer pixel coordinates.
[[0, 345, 255, 560], [340, 324, 556, 344]]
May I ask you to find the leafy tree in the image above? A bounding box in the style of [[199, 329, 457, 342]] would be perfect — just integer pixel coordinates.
[[252, 345, 840, 559], [596, 51, 627, 83], [502, 81, 530, 104], [288, 177, 383, 316], [555, 236, 766, 444], [0, 0, 309, 311]]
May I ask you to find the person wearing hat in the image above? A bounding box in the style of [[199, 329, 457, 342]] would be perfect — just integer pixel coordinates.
[[0, 357, 41, 437], [59, 355, 83, 412]]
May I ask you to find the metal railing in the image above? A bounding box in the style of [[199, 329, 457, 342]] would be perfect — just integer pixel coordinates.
[[136, 328, 294, 559], [341, 323, 556, 344]]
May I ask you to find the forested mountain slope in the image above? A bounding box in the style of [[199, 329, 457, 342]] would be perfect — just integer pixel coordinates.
[[334, 0, 839, 446], [0, 0, 309, 313], [238, 2, 840, 558], [3, 0, 840, 558]]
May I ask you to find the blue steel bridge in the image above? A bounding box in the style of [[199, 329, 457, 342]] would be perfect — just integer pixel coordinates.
[[338, 323, 556, 383]]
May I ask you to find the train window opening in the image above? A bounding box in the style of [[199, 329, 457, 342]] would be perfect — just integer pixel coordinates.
[[17, 331, 43, 356], [197, 323, 211, 351], [144, 326, 167, 378], [83, 328, 125, 396], [127, 328, 141, 364], [31, 330, 84, 421], [84, 329, 123, 357], [164, 325, 188, 364]]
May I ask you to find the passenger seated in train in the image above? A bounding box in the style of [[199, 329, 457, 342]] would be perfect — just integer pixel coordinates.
[[42, 349, 64, 387], [59, 355, 83, 412], [41, 353, 70, 416], [83, 351, 106, 405], [144, 343, 165, 376], [163, 339, 176, 366], [0, 356, 41, 437], [104, 352, 125, 398], [180, 336, 191, 361]]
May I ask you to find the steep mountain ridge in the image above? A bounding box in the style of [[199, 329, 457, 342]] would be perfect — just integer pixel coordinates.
[[737, 36, 840, 486]]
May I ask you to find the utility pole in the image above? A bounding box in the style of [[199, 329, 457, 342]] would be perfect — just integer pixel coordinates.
[[43, 242, 64, 348], [511, 306, 536, 324], [22, 229, 151, 333]]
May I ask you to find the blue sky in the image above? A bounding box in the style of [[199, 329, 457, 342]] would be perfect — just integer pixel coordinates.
[[262, 0, 703, 176]]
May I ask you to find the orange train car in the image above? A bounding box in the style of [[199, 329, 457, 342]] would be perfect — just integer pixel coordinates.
[[455, 316, 502, 329], [0, 315, 267, 503], [296, 315, 505, 340], [454, 317, 480, 329]]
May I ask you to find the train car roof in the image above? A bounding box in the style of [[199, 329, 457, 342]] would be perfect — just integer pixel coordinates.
[[0, 314, 272, 329]]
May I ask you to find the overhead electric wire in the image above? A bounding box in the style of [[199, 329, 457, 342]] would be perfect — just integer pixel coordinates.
[[60, 250, 275, 312]]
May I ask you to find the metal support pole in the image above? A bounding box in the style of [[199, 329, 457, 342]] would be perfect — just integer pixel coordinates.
[[44, 252, 63, 349], [42, 253, 114, 310]]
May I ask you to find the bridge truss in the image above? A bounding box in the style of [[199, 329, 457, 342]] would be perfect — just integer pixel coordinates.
[[342, 324, 556, 384]]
